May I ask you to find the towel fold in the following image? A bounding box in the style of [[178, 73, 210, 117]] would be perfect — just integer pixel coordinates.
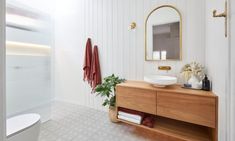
[[118, 107, 145, 117], [83, 38, 92, 83], [142, 115, 155, 128], [90, 45, 102, 90], [118, 115, 141, 124], [118, 111, 143, 121]]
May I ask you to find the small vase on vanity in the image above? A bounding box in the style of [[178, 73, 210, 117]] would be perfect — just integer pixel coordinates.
[[181, 62, 205, 90], [188, 74, 202, 89]]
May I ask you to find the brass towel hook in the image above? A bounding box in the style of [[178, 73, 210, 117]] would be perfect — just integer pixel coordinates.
[[213, 1, 228, 37]]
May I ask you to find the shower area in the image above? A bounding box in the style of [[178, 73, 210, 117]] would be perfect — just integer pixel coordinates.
[[5, 0, 53, 122]]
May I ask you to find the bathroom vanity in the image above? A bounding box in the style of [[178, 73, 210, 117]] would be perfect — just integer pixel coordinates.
[[116, 81, 218, 141]]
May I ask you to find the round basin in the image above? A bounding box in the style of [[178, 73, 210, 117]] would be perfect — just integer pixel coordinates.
[[144, 75, 177, 87]]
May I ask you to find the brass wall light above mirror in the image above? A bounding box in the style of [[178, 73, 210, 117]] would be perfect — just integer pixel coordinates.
[[145, 5, 182, 61]]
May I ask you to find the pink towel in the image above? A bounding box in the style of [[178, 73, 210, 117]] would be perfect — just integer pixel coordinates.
[[83, 38, 92, 83], [90, 45, 102, 90]]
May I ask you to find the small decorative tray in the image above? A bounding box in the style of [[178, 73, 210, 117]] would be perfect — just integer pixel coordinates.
[[181, 86, 202, 90], [181, 84, 202, 90]]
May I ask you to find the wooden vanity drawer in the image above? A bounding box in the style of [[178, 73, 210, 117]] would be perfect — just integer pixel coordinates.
[[157, 92, 216, 128], [116, 87, 157, 115]]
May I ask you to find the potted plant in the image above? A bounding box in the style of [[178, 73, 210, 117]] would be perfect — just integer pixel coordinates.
[[95, 74, 125, 122]]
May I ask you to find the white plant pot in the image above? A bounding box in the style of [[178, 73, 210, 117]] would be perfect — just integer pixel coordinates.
[[188, 75, 202, 89]]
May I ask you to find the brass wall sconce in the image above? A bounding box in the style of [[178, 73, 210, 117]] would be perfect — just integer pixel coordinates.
[[130, 22, 136, 30], [213, 1, 228, 37]]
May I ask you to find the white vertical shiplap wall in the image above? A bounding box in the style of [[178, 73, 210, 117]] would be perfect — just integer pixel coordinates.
[[205, 0, 229, 140], [0, 0, 6, 139], [54, 0, 206, 111], [230, 0, 235, 139]]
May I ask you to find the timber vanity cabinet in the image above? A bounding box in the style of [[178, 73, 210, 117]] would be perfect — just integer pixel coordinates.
[[116, 81, 218, 141]]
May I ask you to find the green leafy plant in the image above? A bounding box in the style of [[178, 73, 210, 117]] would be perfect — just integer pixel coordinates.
[[95, 74, 125, 108]]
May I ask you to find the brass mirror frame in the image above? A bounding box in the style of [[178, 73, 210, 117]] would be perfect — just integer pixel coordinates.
[[145, 5, 182, 61]]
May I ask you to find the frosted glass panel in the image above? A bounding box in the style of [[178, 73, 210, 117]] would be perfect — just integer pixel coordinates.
[[6, 1, 52, 122]]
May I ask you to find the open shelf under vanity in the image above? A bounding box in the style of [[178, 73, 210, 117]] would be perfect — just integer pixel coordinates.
[[117, 116, 212, 141], [116, 81, 218, 141]]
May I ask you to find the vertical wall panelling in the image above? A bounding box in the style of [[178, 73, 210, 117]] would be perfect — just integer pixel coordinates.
[[54, 0, 206, 112], [117, 0, 123, 77], [107, 0, 112, 75], [230, 0, 235, 139], [97, 0, 103, 110], [206, 0, 229, 140], [102, 0, 108, 78], [129, 0, 136, 79], [0, 0, 6, 140], [112, 0, 117, 76], [122, 0, 130, 79], [136, 0, 144, 80]]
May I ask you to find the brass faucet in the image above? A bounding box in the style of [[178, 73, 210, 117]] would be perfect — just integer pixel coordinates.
[[158, 66, 171, 71]]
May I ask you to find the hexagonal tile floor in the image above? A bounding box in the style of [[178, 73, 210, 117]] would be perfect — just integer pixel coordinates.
[[39, 101, 156, 141]]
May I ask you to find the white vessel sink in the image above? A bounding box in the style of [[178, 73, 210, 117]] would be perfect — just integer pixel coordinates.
[[144, 75, 177, 87]]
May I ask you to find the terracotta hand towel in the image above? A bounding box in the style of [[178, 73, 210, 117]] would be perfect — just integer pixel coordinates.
[[142, 115, 155, 128], [90, 45, 102, 90], [83, 38, 92, 83]]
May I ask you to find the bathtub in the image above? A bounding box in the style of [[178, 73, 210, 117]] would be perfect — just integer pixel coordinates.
[[7, 114, 41, 141]]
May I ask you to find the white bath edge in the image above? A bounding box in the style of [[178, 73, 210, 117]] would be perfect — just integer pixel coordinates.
[[7, 120, 41, 138]]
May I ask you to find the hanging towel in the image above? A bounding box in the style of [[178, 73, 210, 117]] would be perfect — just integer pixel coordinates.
[[83, 38, 92, 83], [90, 45, 102, 90]]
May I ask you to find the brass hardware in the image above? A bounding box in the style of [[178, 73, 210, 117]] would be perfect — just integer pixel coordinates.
[[130, 22, 136, 29], [213, 1, 228, 37], [145, 5, 182, 61], [158, 66, 171, 71]]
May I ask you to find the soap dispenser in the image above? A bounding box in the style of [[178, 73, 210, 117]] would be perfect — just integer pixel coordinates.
[[202, 75, 211, 91]]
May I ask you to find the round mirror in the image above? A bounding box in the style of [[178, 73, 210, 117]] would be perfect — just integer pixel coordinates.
[[145, 5, 182, 61]]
